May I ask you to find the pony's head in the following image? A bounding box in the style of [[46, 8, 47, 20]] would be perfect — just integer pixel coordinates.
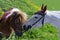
[[23, 4, 47, 31], [2, 8, 27, 36]]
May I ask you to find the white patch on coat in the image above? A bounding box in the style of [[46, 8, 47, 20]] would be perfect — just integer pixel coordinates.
[[6, 8, 20, 18]]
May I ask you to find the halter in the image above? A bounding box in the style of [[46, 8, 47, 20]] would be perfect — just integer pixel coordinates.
[[32, 12, 46, 27], [32, 4, 47, 27], [41, 13, 46, 27]]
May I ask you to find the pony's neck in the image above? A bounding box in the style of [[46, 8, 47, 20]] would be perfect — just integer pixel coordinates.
[[45, 10, 60, 30]]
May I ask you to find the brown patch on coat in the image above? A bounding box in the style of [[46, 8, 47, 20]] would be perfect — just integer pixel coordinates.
[[0, 8, 27, 37]]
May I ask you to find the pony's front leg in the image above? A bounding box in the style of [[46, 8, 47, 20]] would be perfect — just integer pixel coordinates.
[[0, 32, 3, 40], [0, 32, 9, 40]]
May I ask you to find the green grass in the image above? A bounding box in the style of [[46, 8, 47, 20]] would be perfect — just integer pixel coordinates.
[[0, 0, 60, 40], [0, 8, 4, 18], [0, 0, 60, 10], [30, 0, 60, 10], [2, 23, 59, 40]]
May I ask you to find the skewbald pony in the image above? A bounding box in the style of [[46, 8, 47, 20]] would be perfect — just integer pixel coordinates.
[[0, 8, 27, 39]]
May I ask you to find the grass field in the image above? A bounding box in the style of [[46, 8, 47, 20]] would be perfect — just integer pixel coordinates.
[[0, 0, 60, 40]]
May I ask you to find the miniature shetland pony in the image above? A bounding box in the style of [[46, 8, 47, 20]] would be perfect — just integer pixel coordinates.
[[0, 8, 27, 40]]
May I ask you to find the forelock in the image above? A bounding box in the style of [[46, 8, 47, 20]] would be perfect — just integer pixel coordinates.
[[6, 8, 20, 18]]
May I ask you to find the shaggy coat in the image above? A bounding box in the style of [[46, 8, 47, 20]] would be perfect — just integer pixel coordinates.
[[0, 8, 27, 38]]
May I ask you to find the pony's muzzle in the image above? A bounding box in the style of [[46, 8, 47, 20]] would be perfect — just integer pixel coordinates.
[[15, 31, 23, 36], [23, 24, 32, 31]]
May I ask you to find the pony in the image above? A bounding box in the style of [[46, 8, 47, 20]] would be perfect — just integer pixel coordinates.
[[23, 4, 47, 31], [23, 4, 60, 36], [0, 8, 27, 40]]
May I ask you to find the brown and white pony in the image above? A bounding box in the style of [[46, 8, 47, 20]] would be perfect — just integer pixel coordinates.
[[0, 8, 27, 40]]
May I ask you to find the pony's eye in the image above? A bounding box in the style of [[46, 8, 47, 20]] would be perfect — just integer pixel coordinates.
[[35, 16, 38, 19]]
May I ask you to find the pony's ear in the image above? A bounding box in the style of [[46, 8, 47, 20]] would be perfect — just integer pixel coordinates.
[[43, 5, 47, 13], [8, 7, 13, 11], [41, 4, 47, 13]]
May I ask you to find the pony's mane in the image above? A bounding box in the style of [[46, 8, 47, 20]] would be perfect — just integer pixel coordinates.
[[0, 8, 28, 37], [7, 8, 27, 24], [6, 8, 22, 18], [0, 8, 27, 25]]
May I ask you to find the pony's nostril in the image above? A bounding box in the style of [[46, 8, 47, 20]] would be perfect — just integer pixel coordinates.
[[26, 25, 32, 31], [23, 25, 32, 31], [28, 25, 32, 29], [23, 25, 26, 30]]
